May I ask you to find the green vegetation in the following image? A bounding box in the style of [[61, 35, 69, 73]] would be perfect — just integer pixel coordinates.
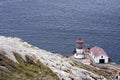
[[71, 60, 112, 80], [0, 52, 60, 80]]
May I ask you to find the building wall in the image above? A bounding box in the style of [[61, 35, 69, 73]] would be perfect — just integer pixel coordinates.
[[89, 52, 109, 63], [74, 53, 84, 59], [76, 49, 84, 54], [95, 55, 109, 63], [89, 52, 95, 63]]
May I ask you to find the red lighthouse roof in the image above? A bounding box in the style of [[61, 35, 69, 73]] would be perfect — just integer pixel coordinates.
[[76, 38, 84, 44]]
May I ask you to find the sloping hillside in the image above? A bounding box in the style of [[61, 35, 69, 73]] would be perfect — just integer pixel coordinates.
[[0, 52, 59, 80], [0, 36, 115, 80]]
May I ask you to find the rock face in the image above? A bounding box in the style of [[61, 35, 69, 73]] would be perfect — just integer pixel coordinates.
[[0, 36, 117, 80]]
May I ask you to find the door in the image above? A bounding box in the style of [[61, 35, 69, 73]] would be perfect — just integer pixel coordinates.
[[99, 59, 105, 63]]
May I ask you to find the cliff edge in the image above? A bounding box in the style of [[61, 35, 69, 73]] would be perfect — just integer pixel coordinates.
[[0, 36, 119, 80]]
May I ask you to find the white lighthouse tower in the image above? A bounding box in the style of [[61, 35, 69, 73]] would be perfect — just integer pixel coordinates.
[[74, 38, 85, 59]]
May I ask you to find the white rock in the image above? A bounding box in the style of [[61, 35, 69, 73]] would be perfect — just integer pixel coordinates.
[[0, 36, 107, 80]]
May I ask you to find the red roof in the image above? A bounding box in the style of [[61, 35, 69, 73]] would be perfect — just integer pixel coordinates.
[[90, 46, 108, 57], [76, 38, 84, 44]]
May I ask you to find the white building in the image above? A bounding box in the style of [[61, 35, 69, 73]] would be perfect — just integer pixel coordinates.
[[74, 38, 85, 59], [74, 48, 84, 59], [90, 46, 109, 64]]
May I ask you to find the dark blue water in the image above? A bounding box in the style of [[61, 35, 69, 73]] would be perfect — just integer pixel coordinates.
[[0, 0, 120, 63]]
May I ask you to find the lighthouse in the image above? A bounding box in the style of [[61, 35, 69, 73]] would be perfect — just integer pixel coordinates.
[[74, 38, 85, 59]]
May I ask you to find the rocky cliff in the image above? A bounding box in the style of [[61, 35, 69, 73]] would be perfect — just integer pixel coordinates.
[[0, 36, 119, 80]]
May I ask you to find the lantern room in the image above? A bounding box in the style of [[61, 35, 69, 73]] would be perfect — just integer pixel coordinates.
[[76, 38, 84, 49]]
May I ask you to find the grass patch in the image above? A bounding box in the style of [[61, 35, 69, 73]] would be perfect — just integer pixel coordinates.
[[72, 60, 112, 80], [0, 52, 60, 80]]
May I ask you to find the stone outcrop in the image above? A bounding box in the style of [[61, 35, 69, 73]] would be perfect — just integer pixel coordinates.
[[0, 36, 119, 80]]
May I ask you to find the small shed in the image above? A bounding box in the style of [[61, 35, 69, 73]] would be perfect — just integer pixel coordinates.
[[90, 46, 109, 63]]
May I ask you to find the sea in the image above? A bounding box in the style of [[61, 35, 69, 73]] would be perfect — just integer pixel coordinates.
[[0, 0, 120, 63]]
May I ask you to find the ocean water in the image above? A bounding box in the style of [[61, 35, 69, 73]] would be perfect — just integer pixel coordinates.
[[0, 0, 120, 63]]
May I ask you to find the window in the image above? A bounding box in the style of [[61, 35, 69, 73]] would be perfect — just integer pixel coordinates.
[[99, 59, 105, 63], [101, 56, 103, 58]]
